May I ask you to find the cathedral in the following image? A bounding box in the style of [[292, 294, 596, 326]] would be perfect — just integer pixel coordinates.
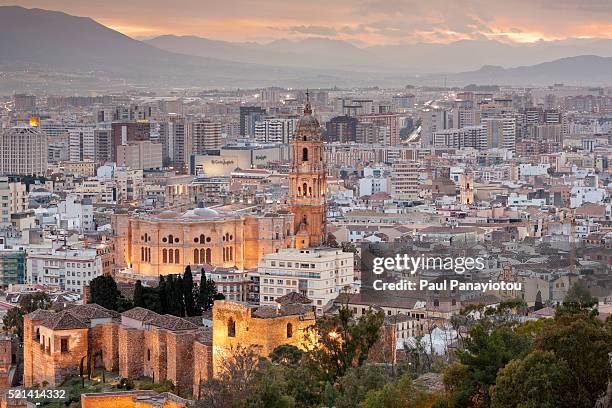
[[288, 93, 327, 249], [115, 94, 327, 276]]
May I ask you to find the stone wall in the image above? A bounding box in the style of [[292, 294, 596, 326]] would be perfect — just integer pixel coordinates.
[[166, 331, 196, 395], [91, 323, 119, 372], [118, 327, 144, 379], [192, 341, 212, 397]]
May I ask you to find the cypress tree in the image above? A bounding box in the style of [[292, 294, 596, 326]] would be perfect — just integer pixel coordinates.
[[133, 280, 145, 308], [183, 266, 196, 316]]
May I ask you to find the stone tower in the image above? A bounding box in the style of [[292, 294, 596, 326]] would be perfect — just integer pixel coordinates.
[[459, 173, 474, 205], [289, 93, 327, 249]]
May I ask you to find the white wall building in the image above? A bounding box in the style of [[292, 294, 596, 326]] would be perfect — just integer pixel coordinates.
[[257, 248, 354, 314]]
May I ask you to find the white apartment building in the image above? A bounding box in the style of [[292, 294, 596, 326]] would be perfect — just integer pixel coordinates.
[[257, 248, 354, 314], [114, 167, 144, 202], [358, 166, 390, 197], [26, 247, 104, 293], [68, 126, 96, 162], [420, 109, 450, 147], [57, 194, 95, 233], [0, 126, 48, 176], [481, 115, 516, 151], [254, 118, 297, 144], [200, 268, 250, 302], [0, 177, 28, 226]]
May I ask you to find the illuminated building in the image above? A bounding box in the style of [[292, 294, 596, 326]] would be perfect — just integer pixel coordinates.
[[288, 94, 327, 249], [0, 126, 48, 176]]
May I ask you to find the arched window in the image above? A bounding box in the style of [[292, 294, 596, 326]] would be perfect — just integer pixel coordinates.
[[302, 183, 308, 197], [302, 147, 309, 161], [174, 249, 180, 264], [141, 247, 144, 261], [229, 247, 233, 261], [286, 323, 293, 338], [168, 249, 174, 264], [35, 328, 40, 340], [206, 248, 211, 264], [168, 234, 173, 243], [200, 248, 205, 264], [162, 249, 168, 263], [228, 318, 236, 337], [200, 234, 205, 244], [275, 232, 280, 240], [194, 249, 199, 264]]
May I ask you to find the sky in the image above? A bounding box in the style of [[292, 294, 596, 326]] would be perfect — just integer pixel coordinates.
[[4, 0, 612, 45]]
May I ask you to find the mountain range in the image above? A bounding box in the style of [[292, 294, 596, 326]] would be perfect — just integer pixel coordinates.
[[1, 5, 612, 90]]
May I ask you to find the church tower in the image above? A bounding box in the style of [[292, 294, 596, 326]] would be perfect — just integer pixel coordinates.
[[289, 93, 326, 249]]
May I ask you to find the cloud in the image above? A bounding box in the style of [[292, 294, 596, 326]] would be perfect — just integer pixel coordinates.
[[282, 25, 338, 36]]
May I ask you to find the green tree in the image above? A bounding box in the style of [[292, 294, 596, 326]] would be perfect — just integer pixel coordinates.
[[183, 266, 197, 316], [454, 322, 532, 406], [158, 275, 168, 314], [3, 292, 52, 338], [560, 281, 597, 315], [305, 305, 384, 382], [269, 345, 304, 366], [199, 271, 220, 312], [360, 374, 430, 408], [533, 311, 611, 407], [88, 275, 121, 310], [133, 280, 145, 308], [336, 365, 391, 408], [491, 350, 572, 408]]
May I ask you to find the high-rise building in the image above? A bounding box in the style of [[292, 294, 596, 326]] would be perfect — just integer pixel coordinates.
[[421, 109, 450, 147], [116, 141, 163, 170], [391, 160, 421, 200], [254, 118, 297, 144], [288, 97, 326, 249], [482, 116, 516, 151], [358, 113, 400, 146], [94, 128, 113, 165], [356, 122, 389, 145], [13, 94, 36, 111], [111, 121, 151, 161], [0, 126, 48, 176], [168, 115, 191, 172], [240, 106, 266, 137], [68, 126, 96, 162], [325, 115, 357, 143], [192, 120, 222, 152]]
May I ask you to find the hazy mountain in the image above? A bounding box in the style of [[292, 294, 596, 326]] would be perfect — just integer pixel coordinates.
[[147, 34, 612, 74], [145, 35, 378, 71], [427, 55, 612, 86], [0, 6, 376, 88], [1, 6, 612, 90]]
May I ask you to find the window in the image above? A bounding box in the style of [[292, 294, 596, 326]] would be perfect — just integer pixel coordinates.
[[287, 323, 293, 338], [174, 249, 180, 264], [147, 349, 151, 361], [206, 248, 211, 264], [433, 299, 440, 307], [162, 249, 167, 263], [60, 338, 68, 353], [302, 147, 309, 161], [194, 249, 199, 264], [228, 318, 236, 337]]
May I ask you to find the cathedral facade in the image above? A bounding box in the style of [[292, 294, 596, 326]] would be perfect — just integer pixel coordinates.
[[113, 95, 327, 276]]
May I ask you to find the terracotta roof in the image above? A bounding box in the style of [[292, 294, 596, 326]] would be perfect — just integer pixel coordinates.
[[41, 310, 87, 330], [27, 309, 54, 321], [275, 292, 312, 305], [65, 304, 116, 322], [146, 314, 198, 331], [121, 307, 160, 322]]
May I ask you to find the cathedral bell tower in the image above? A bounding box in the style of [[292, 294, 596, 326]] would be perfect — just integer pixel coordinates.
[[289, 92, 327, 249]]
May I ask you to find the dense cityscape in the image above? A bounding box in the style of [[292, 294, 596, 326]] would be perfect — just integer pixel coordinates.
[[0, 2, 611, 408]]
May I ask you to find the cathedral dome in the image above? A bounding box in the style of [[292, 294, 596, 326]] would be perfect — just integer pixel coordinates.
[[294, 96, 322, 141]]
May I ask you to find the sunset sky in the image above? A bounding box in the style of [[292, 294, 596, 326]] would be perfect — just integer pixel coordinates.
[[4, 0, 612, 45]]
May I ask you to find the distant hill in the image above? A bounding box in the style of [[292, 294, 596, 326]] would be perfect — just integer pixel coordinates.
[[0, 6, 370, 88], [1, 6, 612, 89], [431, 55, 612, 86]]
